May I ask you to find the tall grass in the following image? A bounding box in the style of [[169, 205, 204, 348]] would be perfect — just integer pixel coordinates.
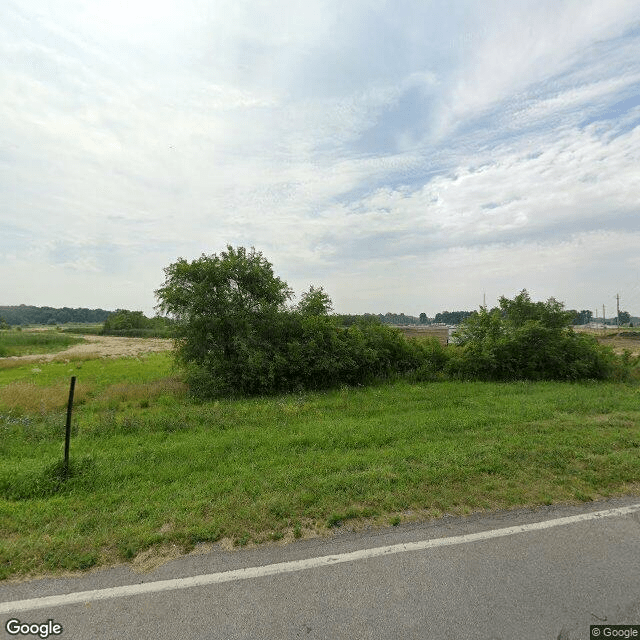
[[59, 324, 103, 335], [0, 330, 83, 357]]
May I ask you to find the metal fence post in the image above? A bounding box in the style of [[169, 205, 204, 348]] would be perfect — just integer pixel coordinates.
[[64, 376, 76, 475]]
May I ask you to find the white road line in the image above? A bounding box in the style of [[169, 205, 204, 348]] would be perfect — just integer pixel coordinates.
[[2, 503, 639, 614]]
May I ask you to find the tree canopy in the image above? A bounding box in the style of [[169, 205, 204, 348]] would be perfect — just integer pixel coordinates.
[[0, 305, 111, 326], [156, 246, 292, 378], [618, 310, 631, 325], [433, 310, 475, 324], [296, 285, 333, 316]]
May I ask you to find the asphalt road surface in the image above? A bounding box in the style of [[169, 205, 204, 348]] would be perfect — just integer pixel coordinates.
[[2, 496, 639, 639]]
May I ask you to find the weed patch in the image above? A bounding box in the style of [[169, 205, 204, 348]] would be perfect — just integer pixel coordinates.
[[0, 380, 93, 414]]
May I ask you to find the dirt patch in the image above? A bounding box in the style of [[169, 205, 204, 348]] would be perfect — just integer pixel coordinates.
[[596, 335, 640, 356], [1, 335, 174, 362], [131, 544, 185, 573], [574, 328, 640, 356]]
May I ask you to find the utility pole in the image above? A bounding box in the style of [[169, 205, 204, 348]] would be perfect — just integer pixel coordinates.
[[603, 304, 606, 330], [616, 293, 620, 326]]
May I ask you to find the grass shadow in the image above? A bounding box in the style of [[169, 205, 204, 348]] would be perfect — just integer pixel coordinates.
[[1, 456, 97, 500]]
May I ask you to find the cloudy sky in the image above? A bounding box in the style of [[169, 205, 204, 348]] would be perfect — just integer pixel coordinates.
[[2, 0, 639, 318]]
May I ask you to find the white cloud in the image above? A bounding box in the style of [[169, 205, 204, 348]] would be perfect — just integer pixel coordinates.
[[290, 117, 640, 262], [1, 0, 639, 315], [435, 0, 640, 138], [509, 74, 640, 130]]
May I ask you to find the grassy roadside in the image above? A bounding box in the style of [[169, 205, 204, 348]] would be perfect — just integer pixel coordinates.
[[1, 352, 639, 580]]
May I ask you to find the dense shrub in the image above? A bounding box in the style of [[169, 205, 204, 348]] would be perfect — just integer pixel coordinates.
[[179, 314, 446, 398], [59, 325, 104, 335], [447, 290, 617, 381], [155, 252, 630, 393], [155, 247, 438, 397]]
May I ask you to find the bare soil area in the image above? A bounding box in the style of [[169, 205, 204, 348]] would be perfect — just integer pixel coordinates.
[[3, 335, 174, 362], [573, 327, 640, 356], [597, 335, 640, 356]]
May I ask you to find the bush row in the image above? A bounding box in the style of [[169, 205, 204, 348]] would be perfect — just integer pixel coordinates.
[[179, 314, 448, 398], [156, 249, 638, 398], [179, 317, 637, 398]]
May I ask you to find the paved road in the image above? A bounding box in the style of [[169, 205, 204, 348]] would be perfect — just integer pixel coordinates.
[[2, 497, 639, 639]]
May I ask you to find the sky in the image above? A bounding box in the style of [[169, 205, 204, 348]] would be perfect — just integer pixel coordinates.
[[1, 0, 639, 318]]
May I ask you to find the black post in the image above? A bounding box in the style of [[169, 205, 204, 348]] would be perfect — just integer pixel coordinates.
[[64, 376, 76, 475]]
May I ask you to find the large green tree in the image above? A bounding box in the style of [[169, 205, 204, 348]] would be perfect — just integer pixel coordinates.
[[155, 246, 293, 395]]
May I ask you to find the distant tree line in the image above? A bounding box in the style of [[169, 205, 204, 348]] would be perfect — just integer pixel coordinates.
[[568, 309, 635, 326], [101, 309, 175, 337], [377, 312, 422, 325], [336, 312, 424, 326], [0, 305, 178, 336], [334, 313, 381, 327], [367, 308, 636, 328], [569, 310, 593, 325], [433, 310, 476, 324], [337, 311, 476, 326], [0, 305, 111, 326]]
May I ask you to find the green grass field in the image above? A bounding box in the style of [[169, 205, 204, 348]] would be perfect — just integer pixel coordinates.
[[0, 330, 84, 357], [1, 347, 639, 580]]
